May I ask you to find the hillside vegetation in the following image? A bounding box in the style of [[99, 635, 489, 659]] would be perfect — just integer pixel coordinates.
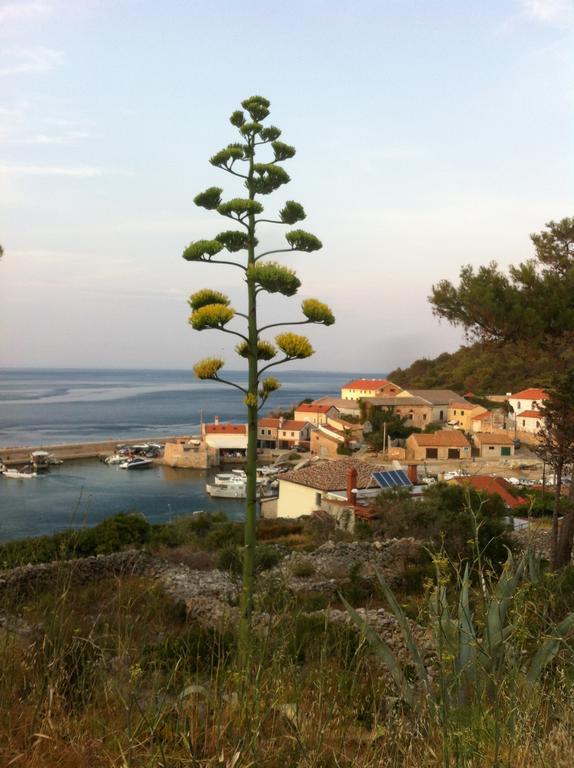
[[388, 342, 556, 394]]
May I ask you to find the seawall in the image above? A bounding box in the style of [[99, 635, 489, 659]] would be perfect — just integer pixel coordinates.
[[0, 435, 193, 465]]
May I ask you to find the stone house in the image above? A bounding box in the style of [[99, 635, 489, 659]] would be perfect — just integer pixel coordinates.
[[257, 418, 311, 450], [397, 389, 471, 424], [406, 430, 472, 461], [474, 432, 515, 458], [471, 409, 508, 433], [365, 395, 434, 430]]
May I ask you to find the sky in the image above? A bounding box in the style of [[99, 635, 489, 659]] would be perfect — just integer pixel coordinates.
[[0, 0, 573, 373]]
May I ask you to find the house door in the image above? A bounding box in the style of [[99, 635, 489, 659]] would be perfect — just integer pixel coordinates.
[[501, 447, 511, 456], [447, 449, 460, 459], [426, 448, 438, 459]]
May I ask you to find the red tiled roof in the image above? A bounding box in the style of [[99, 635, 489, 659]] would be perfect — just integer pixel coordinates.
[[278, 420, 307, 432], [259, 418, 280, 428], [295, 403, 334, 414], [510, 388, 549, 401], [454, 476, 527, 510], [281, 458, 385, 491], [343, 378, 394, 391], [205, 423, 246, 435], [519, 410, 542, 419], [410, 431, 470, 447]]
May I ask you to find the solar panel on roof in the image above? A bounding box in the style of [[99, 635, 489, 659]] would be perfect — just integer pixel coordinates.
[[372, 470, 413, 489]]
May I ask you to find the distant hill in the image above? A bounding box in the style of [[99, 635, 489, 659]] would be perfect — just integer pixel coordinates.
[[387, 343, 556, 395]]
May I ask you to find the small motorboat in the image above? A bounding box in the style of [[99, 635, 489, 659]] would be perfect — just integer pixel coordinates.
[[119, 457, 154, 470], [3, 467, 38, 479]]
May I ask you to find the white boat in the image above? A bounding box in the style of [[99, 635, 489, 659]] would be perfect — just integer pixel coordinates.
[[119, 457, 154, 470], [3, 468, 38, 479], [206, 481, 247, 498], [105, 453, 127, 465]]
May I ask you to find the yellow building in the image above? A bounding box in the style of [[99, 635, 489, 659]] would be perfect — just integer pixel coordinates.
[[447, 402, 488, 431], [341, 378, 402, 400]]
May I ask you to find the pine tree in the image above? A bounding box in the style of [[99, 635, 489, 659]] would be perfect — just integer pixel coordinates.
[[182, 96, 334, 657]]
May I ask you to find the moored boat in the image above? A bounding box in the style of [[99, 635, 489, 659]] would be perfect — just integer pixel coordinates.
[[3, 468, 39, 479], [119, 457, 154, 470]]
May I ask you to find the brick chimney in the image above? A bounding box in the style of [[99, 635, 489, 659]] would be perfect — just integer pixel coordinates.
[[279, 417, 284, 429], [214, 415, 219, 425], [346, 467, 358, 505], [407, 463, 418, 484]]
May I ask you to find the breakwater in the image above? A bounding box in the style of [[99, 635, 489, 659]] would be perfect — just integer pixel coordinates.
[[0, 435, 192, 465]]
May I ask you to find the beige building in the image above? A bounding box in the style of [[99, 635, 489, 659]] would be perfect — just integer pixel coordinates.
[[471, 408, 508, 433], [310, 425, 347, 458], [257, 418, 311, 450], [293, 403, 338, 426], [365, 396, 434, 430], [312, 396, 362, 418], [474, 433, 515, 458], [277, 458, 384, 519], [406, 431, 471, 461], [341, 378, 402, 400]]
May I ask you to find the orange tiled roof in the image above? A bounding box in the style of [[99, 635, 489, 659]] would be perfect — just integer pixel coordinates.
[[519, 410, 543, 419], [279, 420, 308, 432], [410, 431, 470, 448], [454, 476, 527, 510], [474, 433, 514, 445], [259, 418, 280, 428], [511, 388, 549, 401], [343, 378, 394, 390], [295, 403, 334, 414], [205, 423, 246, 435]]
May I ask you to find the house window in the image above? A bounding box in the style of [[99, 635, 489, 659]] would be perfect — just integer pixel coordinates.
[[439, 410, 444, 420], [453, 410, 457, 415], [489, 446, 495, 451], [536, 421, 540, 428], [517, 402, 521, 410], [291, 431, 295, 437], [314, 492, 322, 507], [423, 414, 427, 421], [267, 429, 272, 435], [522, 420, 526, 427], [461, 410, 465, 415]]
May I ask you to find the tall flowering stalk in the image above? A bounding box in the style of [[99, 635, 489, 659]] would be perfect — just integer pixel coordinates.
[[183, 96, 334, 657]]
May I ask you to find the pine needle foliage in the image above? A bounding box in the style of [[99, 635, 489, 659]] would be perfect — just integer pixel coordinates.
[[181, 96, 334, 663]]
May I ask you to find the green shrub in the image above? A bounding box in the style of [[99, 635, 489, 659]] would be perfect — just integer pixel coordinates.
[[217, 545, 282, 575], [205, 522, 244, 550], [295, 591, 330, 612], [290, 558, 316, 578], [142, 625, 234, 677], [280, 614, 360, 665]]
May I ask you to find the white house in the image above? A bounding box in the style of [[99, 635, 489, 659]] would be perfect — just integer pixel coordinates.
[[507, 388, 548, 417]]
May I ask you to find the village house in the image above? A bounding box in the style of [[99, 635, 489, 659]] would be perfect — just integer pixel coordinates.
[[310, 424, 349, 458], [507, 388, 549, 417], [293, 402, 338, 426], [397, 389, 470, 423], [276, 458, 384, 519], [256, 417, 311, 450], [470, 408, 508, 433], [341, 378, 402, 400], [446, 402, 488, 431], [364, 395, 434, 430], [406, 430, 472, 461], [201, 421, 247, 461], [452, 475, 527, 510], [516, 409, 544, 434], [473, 432, 515, 458]]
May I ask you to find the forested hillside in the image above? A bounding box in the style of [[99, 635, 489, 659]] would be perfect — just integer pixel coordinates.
[[388, 342, 556, 394]]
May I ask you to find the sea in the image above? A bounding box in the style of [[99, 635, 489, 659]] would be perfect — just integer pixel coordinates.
[[0, 368, 366, 542]]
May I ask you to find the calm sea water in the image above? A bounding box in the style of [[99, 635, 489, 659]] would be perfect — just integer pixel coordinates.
[[0, 368, 371, 542]]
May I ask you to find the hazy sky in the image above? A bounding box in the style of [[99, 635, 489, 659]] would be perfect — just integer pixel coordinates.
[[0, 0, 572, 373]]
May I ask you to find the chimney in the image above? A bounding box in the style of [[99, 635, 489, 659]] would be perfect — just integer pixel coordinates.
[[279, 417, 284, 429], [346, 467, 358, 505], [214, 415, 219, 425], [407, 463, 418, 484]]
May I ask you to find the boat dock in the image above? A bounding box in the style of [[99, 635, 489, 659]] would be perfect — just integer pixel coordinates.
[[0, 436, 192, 466]]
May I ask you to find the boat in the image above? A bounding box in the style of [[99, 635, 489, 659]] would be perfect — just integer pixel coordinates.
[[30, 450, 63, 468], [105, 453, 127, 465], [119, 457, 154, 470], [206, 481, 247, 498], [3, 468, 38, 479]]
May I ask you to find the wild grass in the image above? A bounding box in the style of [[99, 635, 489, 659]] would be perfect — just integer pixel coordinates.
[[0, 511, 573, 767]]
